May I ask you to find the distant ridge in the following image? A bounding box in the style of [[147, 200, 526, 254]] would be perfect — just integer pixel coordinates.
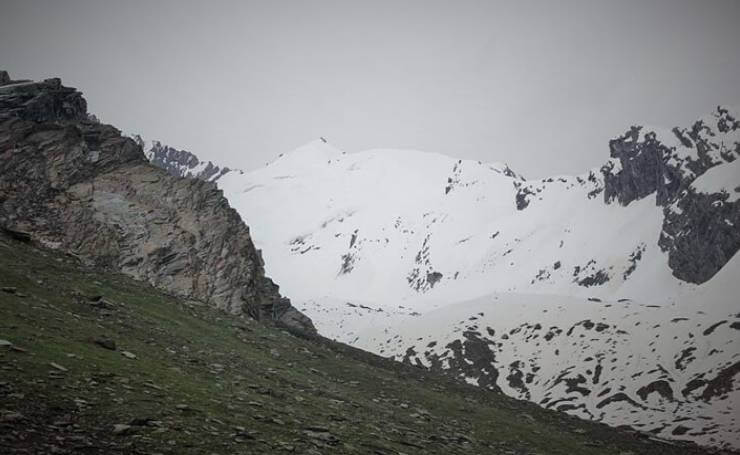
[[148, 106, 740, 449]]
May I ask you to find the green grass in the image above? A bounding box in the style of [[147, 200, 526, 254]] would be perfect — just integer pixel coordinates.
[[0, 235, 717, 454]]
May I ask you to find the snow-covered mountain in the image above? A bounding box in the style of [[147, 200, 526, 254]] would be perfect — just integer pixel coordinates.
[[148, 107, 740, 449]]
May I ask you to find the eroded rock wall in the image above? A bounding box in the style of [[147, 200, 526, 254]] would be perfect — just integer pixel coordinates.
[[0, 73, 314, 332]]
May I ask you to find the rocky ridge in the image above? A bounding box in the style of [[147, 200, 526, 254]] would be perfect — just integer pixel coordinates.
[[515, 106, 740, 284], [0, 71, 313, 332], [137, 138, 233, 183], [605, 109, 740, 283]]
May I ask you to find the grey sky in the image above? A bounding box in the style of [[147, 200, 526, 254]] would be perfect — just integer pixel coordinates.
[[2, 0, 739, 178]]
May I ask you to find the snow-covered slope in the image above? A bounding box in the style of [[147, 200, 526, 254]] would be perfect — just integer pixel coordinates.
[[354, 257, 740, 449], [218, 108, 740, 307], [153, 107, 740, 449]]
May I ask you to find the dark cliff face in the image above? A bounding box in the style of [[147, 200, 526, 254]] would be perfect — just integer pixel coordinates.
[[601, 107, 740, 284], [602, 127, 681, 206], [602, 110, 739, 207], [0, 72, 314, 333], [660, 189, 740, 284]]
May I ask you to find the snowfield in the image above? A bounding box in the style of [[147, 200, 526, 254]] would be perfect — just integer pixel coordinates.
[[221, 141, 688, 306]]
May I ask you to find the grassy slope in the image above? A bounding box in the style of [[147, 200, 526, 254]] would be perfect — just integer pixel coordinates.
[[0, 234, 722, 455]]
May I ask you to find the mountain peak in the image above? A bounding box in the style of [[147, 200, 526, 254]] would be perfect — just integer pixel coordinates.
[[270, 138, 344, 169]]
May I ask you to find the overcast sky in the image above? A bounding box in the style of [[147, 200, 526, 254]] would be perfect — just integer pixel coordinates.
[[2, 0, 739, 178]]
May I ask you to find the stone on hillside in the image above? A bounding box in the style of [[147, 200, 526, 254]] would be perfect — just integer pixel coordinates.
[[0, 412, 24, 423], [93, 337, 117, 351], [50, 362, 68, 372], [0, 227, 32, 243], [302, 428, 340, 445], [121, 351, 137, 359], [128, 417, 156, 426], [112, 424, 132, 435], [89, 296, 115, 309]]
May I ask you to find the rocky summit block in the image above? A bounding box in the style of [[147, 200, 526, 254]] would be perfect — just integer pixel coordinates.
[[0, 70, 12, 86], [0, 71, 314, 333], [601, 107, 740, 284]]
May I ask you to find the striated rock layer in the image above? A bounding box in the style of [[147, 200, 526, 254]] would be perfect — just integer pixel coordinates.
[[139, 138, 232, 183], [0, 72, 314, 333]]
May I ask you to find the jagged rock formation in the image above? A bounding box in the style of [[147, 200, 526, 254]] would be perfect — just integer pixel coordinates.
[[660, 183, 739, 284], [139, 138, 232, 182], [512, 107, 739, 285], [0, 72, 314, 333], [601, 108, 740, 283]]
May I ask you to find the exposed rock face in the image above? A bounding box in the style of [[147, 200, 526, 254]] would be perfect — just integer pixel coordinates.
[[405, 330, 501, 392], [660, 181, 740, 284], [601, 107, 740, 283], [0, 77, 87, 123], [513, 108, 738, 285], [142, 139, 232, 182], [0, 71, 12, 86], [602, 127, 680, 206], [0, 72, 314, 333]]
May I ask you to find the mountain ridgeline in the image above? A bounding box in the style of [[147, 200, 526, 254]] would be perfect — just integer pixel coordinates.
[[145, 106, 739, 450], [0, 71, 314, 333], [145, 107, 739, 287], [139, 137, 232, 183], [499, 108, 739, 285]]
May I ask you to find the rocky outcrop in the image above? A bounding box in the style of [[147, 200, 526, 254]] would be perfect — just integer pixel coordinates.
[[0, 70, 12, 86], [512, 107, 738, 284], [0, 77, 88, 123], [601, 110, 738, 208], [602, 127, 681, 206], [141, 139, 232, 182], [601, 107, 740, 284], [660, 183, 740, 284], [0, 72, 314, 333]]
